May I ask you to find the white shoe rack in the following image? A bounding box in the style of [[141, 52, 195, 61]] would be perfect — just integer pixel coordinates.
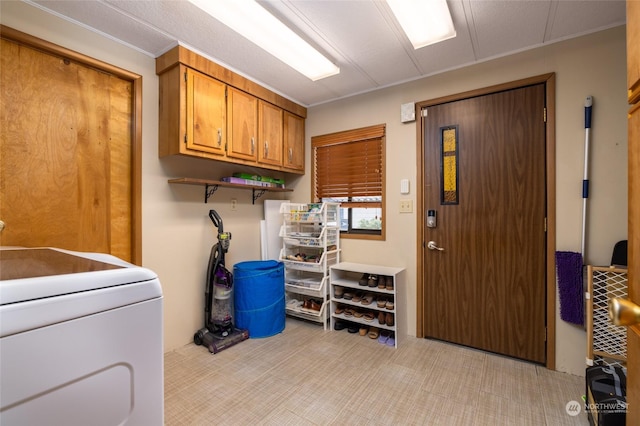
[[329, 262, 405, 348]]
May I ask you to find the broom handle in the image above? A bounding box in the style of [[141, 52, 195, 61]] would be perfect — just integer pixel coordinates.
[[581, 96, 593, 261]]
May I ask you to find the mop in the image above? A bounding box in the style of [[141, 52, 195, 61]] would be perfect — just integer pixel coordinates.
[[581, 96, 593, 263], [556, 96, 593, 326]]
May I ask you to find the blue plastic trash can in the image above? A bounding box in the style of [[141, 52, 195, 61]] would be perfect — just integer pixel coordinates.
[[233, 260, 285, 338]]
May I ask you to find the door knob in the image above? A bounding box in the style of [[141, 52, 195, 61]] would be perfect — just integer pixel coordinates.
[[609, 298, 640, 326], [427, 241, 444, 251], [0, 220, 4, 232]]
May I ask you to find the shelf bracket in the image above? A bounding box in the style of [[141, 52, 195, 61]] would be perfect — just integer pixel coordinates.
[[252, 188, 267, 204], [204, 184, 219, 203]]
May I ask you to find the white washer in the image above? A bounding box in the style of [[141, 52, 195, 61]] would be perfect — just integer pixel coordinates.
[[0, 247, 164, 425]]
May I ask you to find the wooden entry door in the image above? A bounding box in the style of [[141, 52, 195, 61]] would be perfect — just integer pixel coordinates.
[[626, 99, 639, 426], [0, 27, 141, 264], [422, 84, 547, 363], [625, 1, 640, 421]]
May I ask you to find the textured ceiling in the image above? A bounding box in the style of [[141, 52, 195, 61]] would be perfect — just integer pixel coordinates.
[[28, 0, 626, 107]]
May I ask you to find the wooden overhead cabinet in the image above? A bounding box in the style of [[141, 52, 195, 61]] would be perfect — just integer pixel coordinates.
[[159, 65, 225, 158], [283, 111, 305, 172], [156, 46, 306, 175], [227, 86, 258, 162], [186, 67, 226, 157], [258, 100, 284, 167]]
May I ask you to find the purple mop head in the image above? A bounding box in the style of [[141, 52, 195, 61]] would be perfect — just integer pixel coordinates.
[[555, 251, 584, 325]]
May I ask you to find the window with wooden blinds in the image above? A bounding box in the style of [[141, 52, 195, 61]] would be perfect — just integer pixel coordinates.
[[312, 124, 385, 239]]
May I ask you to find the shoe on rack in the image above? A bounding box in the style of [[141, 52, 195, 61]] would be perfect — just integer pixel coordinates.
[[367, 275, 378, 287], [377, 275, 386, 289], [309, 299, 322, 311], [362, 293, 374, 305], [385, 312, 394, 327], [386, 332, 395, 346], [385, 276, 394, 291], [368, 327, 380, 339], [359, 273, 369, 286]]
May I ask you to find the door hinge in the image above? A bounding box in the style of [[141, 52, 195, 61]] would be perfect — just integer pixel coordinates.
[[184, 71, 187, 82], [422, 108, 428, 118], [544, 217, 547, 232], [545, 327, 547, 342], [184, 133, 187, 144], [543, 107, 547, 123]]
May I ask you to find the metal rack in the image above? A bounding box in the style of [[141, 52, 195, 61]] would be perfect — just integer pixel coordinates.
[[279, 202, 340, 329]]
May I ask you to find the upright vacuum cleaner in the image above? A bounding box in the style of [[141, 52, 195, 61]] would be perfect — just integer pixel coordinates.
[[194, 210, 249, 353]]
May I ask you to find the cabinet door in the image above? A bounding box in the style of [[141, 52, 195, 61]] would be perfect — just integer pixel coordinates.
[[283, 111, 305, 172], [258, 100, 283, 166], [227, 87, 258, 161], [186, 68, 226, 156]]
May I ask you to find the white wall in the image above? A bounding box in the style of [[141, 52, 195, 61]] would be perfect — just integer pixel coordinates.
[[2, 1, 627, 376]]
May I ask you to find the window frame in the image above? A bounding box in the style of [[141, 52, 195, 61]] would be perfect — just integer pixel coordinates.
[[311, 124, 386, 241]]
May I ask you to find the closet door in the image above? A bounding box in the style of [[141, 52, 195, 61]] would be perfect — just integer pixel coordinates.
[[0, 29, 141, 263]]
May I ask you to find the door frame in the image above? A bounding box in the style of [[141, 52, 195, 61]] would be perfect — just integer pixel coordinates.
[[0, 25, 143, 265], [415, 73, 556, 369]]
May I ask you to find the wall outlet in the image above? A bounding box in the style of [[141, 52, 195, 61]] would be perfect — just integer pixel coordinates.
[[399, 199, 413, 213], [231, 198, 237, 211]]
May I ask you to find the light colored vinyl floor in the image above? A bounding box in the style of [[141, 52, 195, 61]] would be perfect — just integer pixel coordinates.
[[164, 318, 589, 425]]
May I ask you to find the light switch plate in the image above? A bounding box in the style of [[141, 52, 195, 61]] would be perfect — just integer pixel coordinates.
[[399, 199, 413, 213]]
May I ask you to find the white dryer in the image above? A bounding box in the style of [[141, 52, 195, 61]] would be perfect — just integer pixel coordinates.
[[0, 247, 164, 425]]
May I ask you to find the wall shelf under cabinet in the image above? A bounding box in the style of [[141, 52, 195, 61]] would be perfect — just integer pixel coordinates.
[[168, 177, 292, 204]]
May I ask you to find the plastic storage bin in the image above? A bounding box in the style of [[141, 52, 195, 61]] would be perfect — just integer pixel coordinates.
[[233, 260, 285, 338]]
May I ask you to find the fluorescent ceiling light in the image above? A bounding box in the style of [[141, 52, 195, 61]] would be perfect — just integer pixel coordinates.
[[387, 0, 456, 49], [188, 0, 339, 81]]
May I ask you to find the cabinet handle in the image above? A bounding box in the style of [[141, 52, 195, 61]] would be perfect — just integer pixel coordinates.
[[217, 129, 222, 147], [288, 148, 293, 163], [264, 141, 269, 158], [251, 137, 255, 154]]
